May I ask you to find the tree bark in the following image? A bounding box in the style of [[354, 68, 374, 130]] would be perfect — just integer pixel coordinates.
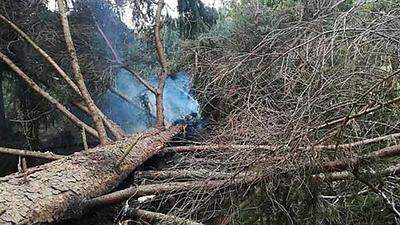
[[154, 0, 168, 129], [0, 125, 184, 225], [56, 0, 108, 144]]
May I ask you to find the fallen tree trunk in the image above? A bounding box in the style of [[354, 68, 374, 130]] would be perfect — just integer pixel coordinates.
[[0, 125, 184, 225]]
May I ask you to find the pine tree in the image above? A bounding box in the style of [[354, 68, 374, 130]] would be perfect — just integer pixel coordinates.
[[177, 0, 218, 39]]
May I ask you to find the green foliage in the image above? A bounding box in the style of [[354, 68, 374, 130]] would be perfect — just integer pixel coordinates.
[[177, 0, 218, 39]]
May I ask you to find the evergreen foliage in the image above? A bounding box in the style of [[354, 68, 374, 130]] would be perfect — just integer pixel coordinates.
[[177, 0, 218, 39]]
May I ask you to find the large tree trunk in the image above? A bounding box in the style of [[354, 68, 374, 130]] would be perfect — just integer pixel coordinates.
[[0, 125, 183, 225]]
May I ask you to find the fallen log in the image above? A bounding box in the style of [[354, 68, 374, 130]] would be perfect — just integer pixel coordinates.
[[0, 125, 184, 225]]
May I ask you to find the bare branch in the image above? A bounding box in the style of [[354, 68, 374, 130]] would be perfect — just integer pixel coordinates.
[[120, 65, 157, 94], [0, 147, 63, 161], [57, 0, 108, 144], [84, 177, 255, 209]]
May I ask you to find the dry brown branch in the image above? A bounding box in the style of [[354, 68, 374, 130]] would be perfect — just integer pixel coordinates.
[[0, 147, 63, 161], [57, 0, 108, 144], [0, 14, 80, 95], [164, 131, 400, 153], [106, 88, 151, 117], [162, 144, 276, 153], [91, 14, 157, 95], [315, 94, 400, 131], [84, 177, 255, 209], [117, 133, 143, 167], [314, 163, 400, 182], [313, 164, 400, 182], [91, 15, 121, 63], [82, 127, 89, 151], [135, 169, 255, 181], [320, 144, 400, 173], [315, 132, 400, 150], [154, 0, 168, 72]]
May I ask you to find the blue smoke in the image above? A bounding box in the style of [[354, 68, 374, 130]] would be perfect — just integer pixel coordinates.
[[87, 1, 201, 134], [100, 69, 200, 134]]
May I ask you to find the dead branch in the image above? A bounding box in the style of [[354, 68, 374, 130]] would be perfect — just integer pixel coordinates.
[[82, 127, 89, 151], [164, 131, 400, 153], [320, 144, 400, 173], [91, 14, 121, 63], [315, 95, 400, 131], [120, 64, 157, 94], [315, 132, 400, 150], [135, 169, 255, 181], [162, 144, 276, 153], [108, 87, 139, 107], [91, 14, 157, 95], [314, 163, 400, 182], [0, 14, 80, 95], [84, 177, 255, 209], [57, 0, 108, 144], [0, 147, 63, 161], [154, 0, 168, 72]]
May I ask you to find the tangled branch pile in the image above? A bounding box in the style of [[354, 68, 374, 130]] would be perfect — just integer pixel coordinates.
[[174, 0, 400, 223], [182, 0, 400, 166]]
